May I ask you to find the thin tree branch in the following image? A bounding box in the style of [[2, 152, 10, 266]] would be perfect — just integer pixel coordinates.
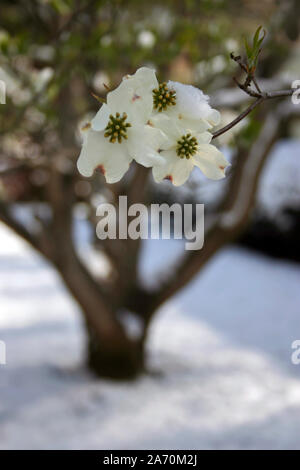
[[212, 96, 264, 139], [212, 89, 293, 140], [213, 43, 295, 140]]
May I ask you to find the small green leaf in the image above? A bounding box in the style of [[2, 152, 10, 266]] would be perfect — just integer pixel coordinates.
[[244, 26, 266, 69], [253, 26, 262, 48], [244, 38, 252, 61]]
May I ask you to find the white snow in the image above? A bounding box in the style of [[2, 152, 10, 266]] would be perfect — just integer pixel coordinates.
[[0, 223, 300, 449]]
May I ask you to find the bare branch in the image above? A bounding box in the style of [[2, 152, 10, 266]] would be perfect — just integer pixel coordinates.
[[212, 96, 264, 139], [212, 41, 295, 140], [212, 89, 293, 140]]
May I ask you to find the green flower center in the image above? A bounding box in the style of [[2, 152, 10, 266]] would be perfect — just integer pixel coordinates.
[[176, 134, 198, 159], [104, 112, 131, 143], [153, 82, 176, 112]]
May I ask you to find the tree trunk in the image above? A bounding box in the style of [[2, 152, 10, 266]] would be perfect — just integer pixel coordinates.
[[85, 322, 146, 380], [55, 252, 147, 380]]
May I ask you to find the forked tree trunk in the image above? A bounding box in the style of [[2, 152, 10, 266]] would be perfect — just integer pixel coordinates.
[[39, 169, 149, 380]]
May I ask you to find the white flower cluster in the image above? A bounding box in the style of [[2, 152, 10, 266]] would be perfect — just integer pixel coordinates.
[[77, 67, 230, 186]]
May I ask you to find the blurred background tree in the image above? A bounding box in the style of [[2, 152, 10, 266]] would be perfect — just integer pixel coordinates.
[[0, 0, 299, 379]]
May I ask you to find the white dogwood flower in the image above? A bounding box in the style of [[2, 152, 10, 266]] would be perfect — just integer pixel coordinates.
[[150, 115, 230, 186], [152, 80, 221, 133], [77, 67, 228, 186], [77, 67, 167, 182], [77, 123, 132, 184]]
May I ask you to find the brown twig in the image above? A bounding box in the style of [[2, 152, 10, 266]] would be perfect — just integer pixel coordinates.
[[213, 49, 294, 140], [212, 96, 263, 139], [212, 89, 293, 140]]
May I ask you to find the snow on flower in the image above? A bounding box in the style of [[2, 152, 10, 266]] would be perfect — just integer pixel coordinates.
[[150, 114, 230, 186], [77, 67, 166, 183], [152, 80, 221, 133]]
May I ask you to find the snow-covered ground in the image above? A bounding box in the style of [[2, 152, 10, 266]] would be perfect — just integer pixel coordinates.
[[0, 223, 300, 450]]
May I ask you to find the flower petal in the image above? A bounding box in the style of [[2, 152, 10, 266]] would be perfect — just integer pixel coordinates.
[[175, 116, 213, 133], [124, 67, 158, 91], [152, 150, 193, 186], [150, 114, 181, 143], [196, 131, 212, 144], [104, 148, 132, 184], [207, 108, 221, 126], [77, 128, 132, 183], [91, 103, 110, 131], [164, 81, 221, 130], [107, 67, 158, 126], [193, 143, 230, 180], [77, 128, 105, 177], [171, 157, 194, 186], [127, 124, 167, 167]]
